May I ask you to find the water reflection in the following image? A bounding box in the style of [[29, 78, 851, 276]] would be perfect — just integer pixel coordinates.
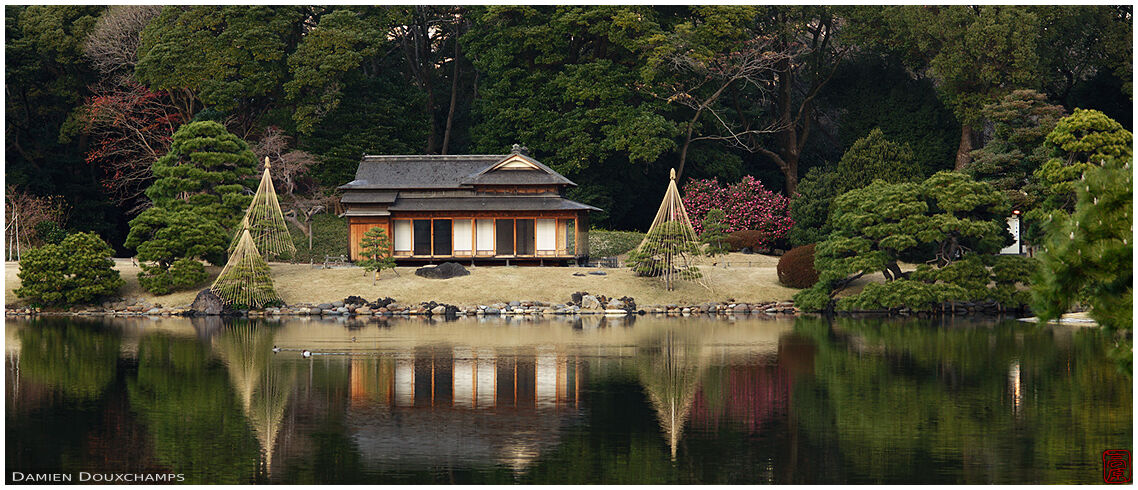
[[5, 315, 1130, 484]]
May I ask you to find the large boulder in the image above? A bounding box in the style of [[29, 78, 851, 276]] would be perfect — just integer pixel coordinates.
[[415, 262, 470, 279], [188, 289, 224, 316], [580, 295, 602, 310]]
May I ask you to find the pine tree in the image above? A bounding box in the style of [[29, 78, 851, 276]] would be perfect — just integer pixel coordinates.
[[356, 226, 397, 285], [967, 89, 1064, 212], [629, 169, 704, 290], [1032, 157, 1132, 333], [230, 157, 297, 261], [210, 228, 281, 309], [698, 208, 729, 257]]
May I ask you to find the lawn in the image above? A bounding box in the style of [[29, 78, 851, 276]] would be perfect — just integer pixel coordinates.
[[4, 252, 820, 308]]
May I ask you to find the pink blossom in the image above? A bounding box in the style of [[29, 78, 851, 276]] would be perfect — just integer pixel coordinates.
[[682, 175, 795, 248]]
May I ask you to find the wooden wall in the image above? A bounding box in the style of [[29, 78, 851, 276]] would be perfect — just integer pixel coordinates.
[[348, 217, 391, 261]]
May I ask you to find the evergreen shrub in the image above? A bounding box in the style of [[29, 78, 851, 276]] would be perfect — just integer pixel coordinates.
[[777, 244, 819, 288], [15, 232, 124, 307]]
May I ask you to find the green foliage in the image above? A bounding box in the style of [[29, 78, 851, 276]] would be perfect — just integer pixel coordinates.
[[287, 213, 349, 263], [777, 244, 819, 289], [788, 167, 839, 247], [836, 280, 964, 312], [15, 232, 123, 307], [34, 220, 69, 245], [796, 172, 1012, 311], [1032, 157, 1132, 333], [138, 258, 208, 296], [847, 6, 1042, 128], [465, 6, 676, 173], [1045, 108, 1133, 164], [816, 54, 958, 177], [967, 90, 1064, 212], [1026, 109, 1133, 238], [144, 121, 257, 229], [627, 221, 702, 280], [356, 226, 396, 284], [835, 128, 922, 193], [126, 207, 228, 267], [697, 208, 729, 256], [588, 229, 645, 258], [284, 8, 382, 135], [125, 120, 256, 294], [136, 6, 307, 114], [920, 171, 1011, 265]]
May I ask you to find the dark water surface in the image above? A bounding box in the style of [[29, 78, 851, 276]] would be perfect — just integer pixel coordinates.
[[5, 315, 1131, 484]]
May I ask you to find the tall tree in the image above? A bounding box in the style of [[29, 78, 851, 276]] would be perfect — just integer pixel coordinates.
[[390, 6, 470, 154], [967, 89, 1064, 212], [753, 7, 850, 195], [465, 6, 676, 172], [847, 6, 1042, 170], [135, 6, 310, 135]]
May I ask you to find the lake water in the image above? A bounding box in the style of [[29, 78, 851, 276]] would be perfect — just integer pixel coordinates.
[[5, 314, 1130, 484]]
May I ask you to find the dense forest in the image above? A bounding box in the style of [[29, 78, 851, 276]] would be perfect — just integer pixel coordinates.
[[5, 5, 1132, 253]]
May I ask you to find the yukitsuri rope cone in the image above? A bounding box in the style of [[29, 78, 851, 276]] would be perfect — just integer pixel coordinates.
[[230, 157, 297, 261], [212, 228, 282, 309], [628, 168, 706, 291]]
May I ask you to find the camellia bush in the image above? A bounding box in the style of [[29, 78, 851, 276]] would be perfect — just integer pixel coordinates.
[[683, 175, 793, 248], [15, 232, 125, 307]]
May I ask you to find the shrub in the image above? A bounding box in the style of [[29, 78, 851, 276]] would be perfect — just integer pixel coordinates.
[[34, 221, 69, 245], [588, 229, 645, 257], [724, 230, 765, 251], [835, 128, 922, 193], [138, 258, 208, 296], [15, 232, 124, 307], [788, 167, 838, 247], [683, 175, 794, 247], [777, 244, 819, 288]]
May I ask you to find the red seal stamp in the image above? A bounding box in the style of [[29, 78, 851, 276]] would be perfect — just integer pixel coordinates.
[[1103, 449, 1131, 483]]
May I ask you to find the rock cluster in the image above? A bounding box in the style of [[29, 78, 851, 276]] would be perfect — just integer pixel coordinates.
[[414, 262, 470, 279]]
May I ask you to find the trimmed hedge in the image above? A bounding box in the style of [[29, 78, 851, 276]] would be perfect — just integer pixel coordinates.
[[724, 230, 765, 251], [777, 244, 819, 288], [588, 229, 645, 257]]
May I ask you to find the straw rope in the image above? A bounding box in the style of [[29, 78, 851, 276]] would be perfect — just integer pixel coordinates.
[[211, 228, 281, 308], [230, 157, 297, 261], [629, 168, 706, 290]]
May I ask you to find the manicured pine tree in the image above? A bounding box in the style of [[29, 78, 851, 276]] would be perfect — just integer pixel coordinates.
[[230, 157, 297, 261], [698, 208, 729, 257], [356, 226, 397, 285], [628, 169, 704, 291], [210, 228, 281, 309]]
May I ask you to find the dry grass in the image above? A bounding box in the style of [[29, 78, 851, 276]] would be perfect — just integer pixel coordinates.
[[5, 252, 800, 308]]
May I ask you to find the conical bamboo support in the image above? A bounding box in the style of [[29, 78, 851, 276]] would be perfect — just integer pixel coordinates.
[[630, 168, 706, 290], [211, 228, 281, 309], [230, 157, 297, 261]]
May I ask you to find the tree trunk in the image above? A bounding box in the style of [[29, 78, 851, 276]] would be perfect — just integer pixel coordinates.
[[441, 35, 461, 155], [954, 125, 974, 170]]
